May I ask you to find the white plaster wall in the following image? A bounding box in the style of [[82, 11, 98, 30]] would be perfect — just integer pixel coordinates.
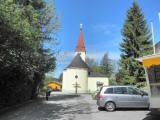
[[62, 68, 88, 93], [88, 77, 109, 93]]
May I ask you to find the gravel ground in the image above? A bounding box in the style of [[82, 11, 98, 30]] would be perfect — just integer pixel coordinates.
[[0, 94, 160, 120]]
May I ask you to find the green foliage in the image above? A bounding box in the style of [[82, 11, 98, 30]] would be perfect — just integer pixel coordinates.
[[58, 73, 63, 83], [0, 0, 59, 107], [109, 76, 117, 85], [115, 70, 124, 84], [91, 90, 99, 100], [86, 57, 102, 73], [136, 82, 147, 88], [86, 53, 114, 78], [119, 1, 152, 85], [92, 65, 104, 73], [40, 76, 54, 92], [100, 53, 114, 77]]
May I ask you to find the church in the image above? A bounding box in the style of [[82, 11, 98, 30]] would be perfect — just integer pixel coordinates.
[[62, 24, 109, 93]]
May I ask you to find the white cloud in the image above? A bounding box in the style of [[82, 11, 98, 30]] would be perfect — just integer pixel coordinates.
[[87, 52, 104, 61], [87, 51, 120, 61], [54, 51, 120, 78], [109, 51, 120, 60], [57, 50, 120, 65], [56, 51, 75, 65]]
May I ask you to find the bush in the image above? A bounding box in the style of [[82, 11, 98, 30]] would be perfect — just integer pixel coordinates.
[[91, 90, 99, 100], [136, 82, 147, 88]]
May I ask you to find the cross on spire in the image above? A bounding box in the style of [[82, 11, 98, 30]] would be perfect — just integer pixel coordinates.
[[80, 24, 83, 31]]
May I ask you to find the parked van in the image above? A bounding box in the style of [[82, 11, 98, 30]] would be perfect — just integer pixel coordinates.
[[97, 86, 149, 112]]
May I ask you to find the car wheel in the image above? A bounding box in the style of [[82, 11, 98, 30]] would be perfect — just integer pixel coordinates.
[[105, 102, 116, 112]]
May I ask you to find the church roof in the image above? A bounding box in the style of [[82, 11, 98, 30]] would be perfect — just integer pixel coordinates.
[[66, 54, 107, 77], [67, 54, 91, 70], [89, 72, 107, 77], [76, 25, 86, 52], [65, 24, 107, 78]]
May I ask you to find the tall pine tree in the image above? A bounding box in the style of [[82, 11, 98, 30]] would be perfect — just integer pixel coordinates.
[[119, 1, 152, 85]]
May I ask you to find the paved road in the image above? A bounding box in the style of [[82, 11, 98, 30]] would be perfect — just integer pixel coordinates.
[[0, 94, 160, 120]]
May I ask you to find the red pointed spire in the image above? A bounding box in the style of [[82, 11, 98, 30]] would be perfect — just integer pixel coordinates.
[[76, 24, 86, 52]]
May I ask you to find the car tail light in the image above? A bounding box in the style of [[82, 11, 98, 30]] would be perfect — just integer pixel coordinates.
[[97, 95, 104, 100]]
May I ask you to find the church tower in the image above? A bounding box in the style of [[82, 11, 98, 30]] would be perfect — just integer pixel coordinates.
[[76, 24, 86, 61], [62, 24, 109, 93]]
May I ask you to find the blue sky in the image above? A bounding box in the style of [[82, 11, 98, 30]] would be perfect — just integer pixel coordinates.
[[47, 0, 160, 78]]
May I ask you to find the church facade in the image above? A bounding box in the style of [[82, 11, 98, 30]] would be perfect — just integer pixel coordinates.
[[62, 25, 109, 93]]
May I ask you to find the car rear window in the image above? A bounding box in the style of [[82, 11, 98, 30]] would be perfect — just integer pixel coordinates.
[[104, 88, 113, 94]]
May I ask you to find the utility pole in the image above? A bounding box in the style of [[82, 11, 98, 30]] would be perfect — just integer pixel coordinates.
[[151, 22, 156, 54]]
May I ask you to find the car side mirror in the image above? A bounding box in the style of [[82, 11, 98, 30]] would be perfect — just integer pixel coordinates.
[[139, 92, 144, 96], [141, 92, 148, 96]]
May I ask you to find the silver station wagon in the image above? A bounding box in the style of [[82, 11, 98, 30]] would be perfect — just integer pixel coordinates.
[[97, 86, 149, 112]]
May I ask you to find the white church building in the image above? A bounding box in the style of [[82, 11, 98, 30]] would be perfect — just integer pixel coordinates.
[[62, 25, 109, 93]]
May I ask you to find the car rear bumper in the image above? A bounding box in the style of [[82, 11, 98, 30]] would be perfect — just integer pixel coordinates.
[[97, 100, 105, 107]]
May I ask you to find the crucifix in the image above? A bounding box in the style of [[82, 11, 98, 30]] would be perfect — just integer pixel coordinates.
[[73, 75, 80, 94]]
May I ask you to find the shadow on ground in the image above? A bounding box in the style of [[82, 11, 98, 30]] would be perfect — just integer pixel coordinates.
[[117, 108, 149, 111], [98, 107, 149, 112], [141, 112, 160, 120], [143, 115, 160, 120], [48, 94, 80, 101], [0, 95, 82, 120]]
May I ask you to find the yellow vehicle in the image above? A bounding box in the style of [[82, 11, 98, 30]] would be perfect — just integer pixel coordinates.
[[48, 81, 62, 91], [137, 54, 160, 114]]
